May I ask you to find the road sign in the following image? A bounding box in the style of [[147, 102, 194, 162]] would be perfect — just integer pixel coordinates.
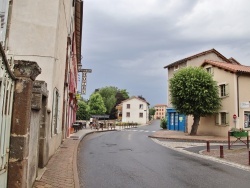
[[233, 114, 237, 119]]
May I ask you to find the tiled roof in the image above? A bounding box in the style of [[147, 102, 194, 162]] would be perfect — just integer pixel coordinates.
[[202, 60, 250, 74], [163, 48, 231, 69], [121, 96, 150, 105], [154, 104, 168, 107], [228, 57, 241, 65]]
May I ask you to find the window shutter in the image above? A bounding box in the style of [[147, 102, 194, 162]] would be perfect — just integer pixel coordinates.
[[215, 113, 219, 125], [226, 113, 229, 125], [225, 84, 229, 96]]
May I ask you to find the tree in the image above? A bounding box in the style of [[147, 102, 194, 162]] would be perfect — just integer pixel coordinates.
[[76, 100, 90, 120], [169, 67, 221, 135], [88, 93, 106, 115], [98, 86, 117, 114], [110, 89, 130, 119], [149, 107, 156, 120]]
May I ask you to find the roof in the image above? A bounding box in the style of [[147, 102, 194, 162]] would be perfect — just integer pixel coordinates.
[[121, 96, 150, 105], [163, 48, 231, 69], [75, 0, 83, 70], [201, 60, 250, 74], [154, 104, 168, 107], [228, 57, 241, 65]]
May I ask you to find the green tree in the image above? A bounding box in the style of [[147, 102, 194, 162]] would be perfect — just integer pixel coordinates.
[[169, 67, 221, 135], [149, 108, 156, 120], [76, 100, 90, 120], [88, 93, 106, 115], [98, 86, 117, 114], [110, 89, 130, 119]]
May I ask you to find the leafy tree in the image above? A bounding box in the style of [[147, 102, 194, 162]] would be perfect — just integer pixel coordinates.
[[149, 108, 156, 120], [91, 87, 130, 119], [76, 100, 90, 120], [110, 89, 130, 119], [98, 86, 117, 114], [119, 89, 129, 99], [88, 93, 106, 115], [169, 67, 221, 135]]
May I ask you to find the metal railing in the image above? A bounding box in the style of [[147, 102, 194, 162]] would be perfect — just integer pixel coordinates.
[[0, 43, 15, 174]]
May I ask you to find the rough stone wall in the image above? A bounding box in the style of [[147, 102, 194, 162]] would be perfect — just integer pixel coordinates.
[[8, 60, 41, 188]]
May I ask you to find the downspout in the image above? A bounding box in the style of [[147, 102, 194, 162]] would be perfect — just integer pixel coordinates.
[[237, 73, 240, 117], [62, 37, 70, 139], [5, 0, 13, 49]]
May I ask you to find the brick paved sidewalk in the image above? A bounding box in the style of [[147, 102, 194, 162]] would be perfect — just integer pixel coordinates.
[[33, 127, 118, 188], [33, 138, 80, 188]]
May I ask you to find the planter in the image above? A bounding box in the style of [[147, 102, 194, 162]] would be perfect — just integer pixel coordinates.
[[233, 131, 248, 137]]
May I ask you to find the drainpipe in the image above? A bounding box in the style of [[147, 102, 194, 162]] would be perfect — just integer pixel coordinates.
[[237, 73, 240, 117]]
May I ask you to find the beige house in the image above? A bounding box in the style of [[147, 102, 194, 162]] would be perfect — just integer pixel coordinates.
[[154, 104, 167, 119], [164, 49, 250, 136], [119, 96, 150, 125]]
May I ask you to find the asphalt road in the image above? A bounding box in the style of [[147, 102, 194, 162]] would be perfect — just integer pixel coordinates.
[[77, 120, 250, 188]]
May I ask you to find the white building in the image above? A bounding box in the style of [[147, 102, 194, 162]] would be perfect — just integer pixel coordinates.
[[121, 96, 149, 125]]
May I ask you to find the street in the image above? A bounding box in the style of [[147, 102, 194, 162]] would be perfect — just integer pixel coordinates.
[[77, 120, 250, 188]]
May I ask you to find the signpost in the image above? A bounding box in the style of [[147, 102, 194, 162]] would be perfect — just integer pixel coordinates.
[[78, 68, 92, 94]]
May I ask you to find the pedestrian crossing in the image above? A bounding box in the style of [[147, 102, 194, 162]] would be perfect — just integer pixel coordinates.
[[119, 129, 156, 133]]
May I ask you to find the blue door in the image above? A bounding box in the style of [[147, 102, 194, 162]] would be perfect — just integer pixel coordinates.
[[167, 108, 186, 132]]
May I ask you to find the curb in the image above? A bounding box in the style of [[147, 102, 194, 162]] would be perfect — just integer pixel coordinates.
[[73, 129, 118, 188], [148, 135, 229, 143]]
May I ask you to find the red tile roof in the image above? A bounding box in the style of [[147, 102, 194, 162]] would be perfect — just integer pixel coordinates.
[[154, 104, 168, 107], [228, 57, 241, 65], [202, 60, 250, 74], [164, 48, 231, 69]]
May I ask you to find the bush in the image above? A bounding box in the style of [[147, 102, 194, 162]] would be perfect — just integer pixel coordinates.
[[160, 118, 167, 129]]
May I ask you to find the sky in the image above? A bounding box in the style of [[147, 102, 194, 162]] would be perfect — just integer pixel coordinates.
[[79, 0, 250, 107]]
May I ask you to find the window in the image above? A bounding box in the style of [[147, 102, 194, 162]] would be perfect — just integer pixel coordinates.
[[139, 113, 143, 118], [244, 112, 250, 128], [51, 88, 60, 136], [215, 112, 229, 126], [219, 84, 229, 97], [174, 65, 179, 71], [139, 104, 143, 109], [127, 104, 130, 109], [206, 67, 214, 75], [126, 112, 130, 117]]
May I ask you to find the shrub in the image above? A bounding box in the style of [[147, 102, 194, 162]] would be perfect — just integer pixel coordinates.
[[160, 118, 167, 129]]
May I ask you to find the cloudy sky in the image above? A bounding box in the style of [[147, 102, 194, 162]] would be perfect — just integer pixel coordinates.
[[80, 0, 250, 106]]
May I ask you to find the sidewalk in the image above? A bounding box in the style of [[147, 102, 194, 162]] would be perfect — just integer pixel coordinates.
[[150, 130, 250, 168], [33, 128, 250, 187], [33, 127, 118, 188]]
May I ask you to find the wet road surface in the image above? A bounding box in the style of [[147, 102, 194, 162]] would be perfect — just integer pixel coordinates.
[[77, 120, 250, 188]]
